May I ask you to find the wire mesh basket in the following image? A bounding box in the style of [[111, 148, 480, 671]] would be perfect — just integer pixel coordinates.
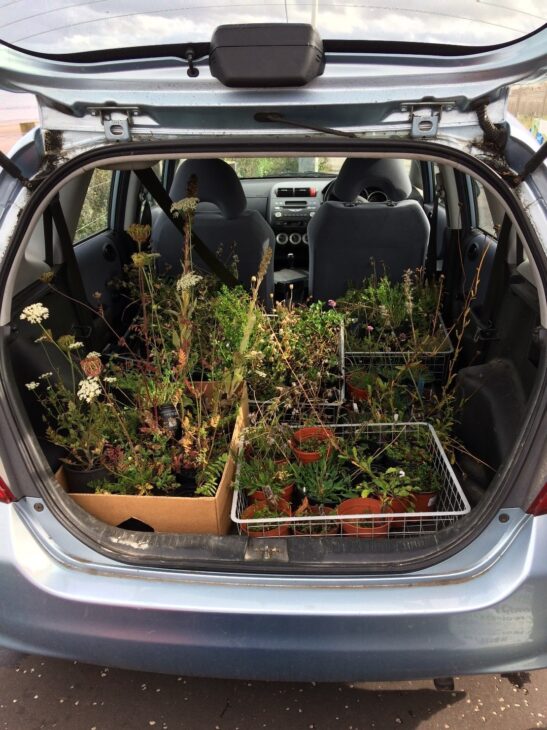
[[345, 318, 453, 384], [248, 325, 345, 423], [231, 422, 470, 539]]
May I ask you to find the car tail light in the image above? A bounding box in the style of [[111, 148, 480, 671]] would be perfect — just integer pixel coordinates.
[[527, 483, 547, 516], [0, 476, 15, 504]]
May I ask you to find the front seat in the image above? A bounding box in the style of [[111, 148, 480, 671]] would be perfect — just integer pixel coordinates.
[[152, 159, 275, 299], [308, 159, 430, 300]]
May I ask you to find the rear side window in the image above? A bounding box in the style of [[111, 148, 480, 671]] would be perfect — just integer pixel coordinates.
[[472, 179, 497, 238], [74, 169, 113, 243]]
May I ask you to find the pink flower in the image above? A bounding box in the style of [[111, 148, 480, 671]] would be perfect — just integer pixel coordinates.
[[327, 299, 337, 308], [366, 325, 374, 332]]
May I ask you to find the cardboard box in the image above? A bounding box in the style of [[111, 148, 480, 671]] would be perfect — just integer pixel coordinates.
[[56, 387, 248, 535]]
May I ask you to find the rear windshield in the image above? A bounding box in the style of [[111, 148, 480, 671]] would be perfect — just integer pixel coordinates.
[[0, 1, 545, 54], [182, 157, 344, 179]]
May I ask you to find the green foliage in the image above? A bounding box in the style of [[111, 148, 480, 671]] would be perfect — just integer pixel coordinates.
[[404, 462, 444, 493], [195, 453, 229, 497], [75, 169, 112, 242], [292, 457, 352, 506], [339, 270, 446, 354], [358, 466, 415, 503], [243, 421, 293, 462], [229, 158, 300, 178], [247, 503, 287, 529], [194, 284, 256, 379], [42, 383, 119, 470], [238, 457, 292, 498], [99, 442, 178, 496], [247, 301, 343, 406]]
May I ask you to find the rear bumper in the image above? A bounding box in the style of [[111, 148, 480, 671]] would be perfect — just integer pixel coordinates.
[[1, 502, 546, 681]]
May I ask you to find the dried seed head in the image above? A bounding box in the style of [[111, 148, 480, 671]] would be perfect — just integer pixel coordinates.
[[126, 223, 151, 245]]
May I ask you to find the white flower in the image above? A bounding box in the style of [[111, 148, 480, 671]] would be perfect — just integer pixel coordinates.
[[77, 377, 101, 404], [104, 376, 117, 383], [20, 303, 49, 325], [25, 381, 39, 391], [68, 341, 84, 350], [39, 372, 53, 380], [87, 351, 101, 359], [171, 197, 199, 217], [398, 470, 406, 478], [176, 272, 202, 293]]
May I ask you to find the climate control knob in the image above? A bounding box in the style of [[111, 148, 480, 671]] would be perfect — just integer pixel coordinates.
[[276, 232, 289, 245], [289, 233, 301, 245]]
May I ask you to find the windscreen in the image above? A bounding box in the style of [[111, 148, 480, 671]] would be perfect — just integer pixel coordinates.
[[0, 1, 545, 54]]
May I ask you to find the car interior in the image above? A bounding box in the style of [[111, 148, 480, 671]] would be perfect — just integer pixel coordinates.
[[4, 151, 543, 568]]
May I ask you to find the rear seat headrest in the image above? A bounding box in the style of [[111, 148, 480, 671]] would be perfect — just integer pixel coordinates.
[[333, 158, 412, 203], [170, 159, 246, 220]]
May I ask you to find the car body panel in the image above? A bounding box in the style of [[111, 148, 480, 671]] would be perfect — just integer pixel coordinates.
[[0, 28, 546, 154], [1, 500, 546, 679], [0, 24, 546, 680]]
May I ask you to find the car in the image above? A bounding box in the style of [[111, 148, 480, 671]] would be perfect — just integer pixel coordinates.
[[0, 9, 546, 683]]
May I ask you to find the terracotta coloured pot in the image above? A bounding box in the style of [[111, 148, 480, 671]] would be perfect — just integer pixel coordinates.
[[346, 374, 370, 402], [293, 506, 337, 536], [250, 483, 294, 504], [387, 496, 415, 528], [337, 497, 391, 538], [291, 426, 334, 463], [413, 491, 438, 511], [390, 491, 438, 526], [241, 499, 292, 537]]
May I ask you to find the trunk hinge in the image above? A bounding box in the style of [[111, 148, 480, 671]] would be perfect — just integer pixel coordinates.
[[401, 101, 456, 139], [88, 106, 140, 142], [0, 150, 36, 190]]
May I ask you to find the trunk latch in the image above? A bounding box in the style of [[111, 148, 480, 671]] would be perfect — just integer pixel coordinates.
[[401, 101, 455, 139], [244, 540, 289, 562], [89, 107, 140, 142]]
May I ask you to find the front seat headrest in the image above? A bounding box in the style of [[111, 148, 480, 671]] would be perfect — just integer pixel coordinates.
[[333, 158, 412, 203], [170, 159, 247, 220]]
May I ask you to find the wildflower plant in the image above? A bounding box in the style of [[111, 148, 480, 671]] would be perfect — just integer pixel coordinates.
[[247, 299, 344, 409], [339, 269, 448, 355]]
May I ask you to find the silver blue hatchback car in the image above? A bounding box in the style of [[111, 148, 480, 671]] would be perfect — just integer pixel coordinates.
[[0, 4, 546, 682]]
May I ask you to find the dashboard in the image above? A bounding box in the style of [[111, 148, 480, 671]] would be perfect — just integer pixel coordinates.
[[240, 176, 335, 275]]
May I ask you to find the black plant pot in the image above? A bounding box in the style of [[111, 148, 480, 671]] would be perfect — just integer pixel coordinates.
[[174, 467, 198, 497], [63, 464, 112, 494], [158, 403, 181, 439]]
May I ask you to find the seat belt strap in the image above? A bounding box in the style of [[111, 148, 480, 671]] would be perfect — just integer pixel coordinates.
[[134, 168, 239, 288], [43, 205, 54, 267], [425, 193, 438, 281], [139, 196, 152, 228], [48, 195, 96, 336], [476, 214, 512, 335]]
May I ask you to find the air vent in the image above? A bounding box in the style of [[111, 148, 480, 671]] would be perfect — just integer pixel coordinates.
[[276, 188, 294, 197]]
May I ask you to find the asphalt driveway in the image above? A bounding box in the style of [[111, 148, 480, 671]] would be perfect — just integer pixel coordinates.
[[0, 648, 545, 729]]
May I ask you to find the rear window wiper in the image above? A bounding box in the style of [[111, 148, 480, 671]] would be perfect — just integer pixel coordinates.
[[254, 112, 358, 139]]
